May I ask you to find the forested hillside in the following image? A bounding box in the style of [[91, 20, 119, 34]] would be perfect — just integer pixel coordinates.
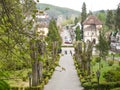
[[36, 3, 80, 18]]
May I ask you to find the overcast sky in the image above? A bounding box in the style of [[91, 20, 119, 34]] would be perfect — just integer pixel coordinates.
[[39, 0, 119, 12]]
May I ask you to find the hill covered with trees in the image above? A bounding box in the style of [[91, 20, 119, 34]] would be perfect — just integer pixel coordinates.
[[36, 3, 81, 18]]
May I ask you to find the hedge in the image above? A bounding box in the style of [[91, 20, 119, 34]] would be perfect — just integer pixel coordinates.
[[10, 85, 43, 90], [111, 88, 120, 90], [82, 81, 120, 90], [0, 80, 10, 90]]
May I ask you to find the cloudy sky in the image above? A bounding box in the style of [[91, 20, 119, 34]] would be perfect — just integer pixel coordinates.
[[39, 0, 119, 12]]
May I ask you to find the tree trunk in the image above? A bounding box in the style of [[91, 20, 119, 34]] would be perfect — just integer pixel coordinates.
[[37, 61, 43, 84], [32, 60, 38, 86], [30, 41, 38, 86], [87, 60, 91, 75]]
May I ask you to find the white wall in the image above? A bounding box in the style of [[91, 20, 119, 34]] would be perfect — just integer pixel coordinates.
[[83, 25, 102, 44]]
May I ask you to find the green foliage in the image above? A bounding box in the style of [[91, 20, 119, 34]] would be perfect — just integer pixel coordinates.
[[74, 17, 79, 25], [36, 3, 80, 18], [47, 18, 62, 50], [115, 3, 120, 30], [0, 0, 35, 71], [103, 70, 120, 82], [82, 82, 92, 90], [47, 18, 61, 41], [97, 11, 106, 24], [95, 57, 101, 63], [81, 2, 87, 24], [10, 85, 43, 90], [106, 10, 114, 30], [111, 88, 120, 90], [61, 17, 74, 26], [96, 31, 109, 58], [0, 0, 39, 87], [108, 60, 114, 66], [0, 80, 10, 90], [44, 77, 49, 84], [75, 26, 81, 41], [82, 81, 120, 90]]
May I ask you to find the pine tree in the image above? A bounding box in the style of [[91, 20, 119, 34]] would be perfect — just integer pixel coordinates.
[[75, 26, 81, 41], [81, 2, 87, 39], [115, 3, 120, 30], [48, 18, 61, 42], [97, 10, 106, 24], [81, 2, 87, 24], [96, 31, 109, 59], [106, 10, 114, 30], [74, 17, 79, 25]]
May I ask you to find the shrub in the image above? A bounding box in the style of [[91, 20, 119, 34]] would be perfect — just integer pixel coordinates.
[[44, 77, 49, 84], [91, 72, 95, 78], [77, 69, 80, 76], [95, 57, 101, 63], [10, 87, 19, 90], [91, 79, 97, 84], [111, 88, 120, 90], [103, 70, 120, 82], [24, 85, 43, 90], [79, 75, 83, 80], [54, 61, 59, 66], [22, 76, 27, 81], [81, 78, 87, 84], [119, 62, 120, 66], [108, 60, 114, 66], [82, 82, 92, 90], [0, 80, 10, 90]]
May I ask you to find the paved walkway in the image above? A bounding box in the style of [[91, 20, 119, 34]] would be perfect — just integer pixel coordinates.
[[44, 47, 83, 90]]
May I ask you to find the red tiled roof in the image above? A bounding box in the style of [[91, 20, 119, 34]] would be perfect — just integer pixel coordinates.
[[83, 15, 103, 25]]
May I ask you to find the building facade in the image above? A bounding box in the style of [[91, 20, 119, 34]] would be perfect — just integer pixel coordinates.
[[82, 15, 103, 44]]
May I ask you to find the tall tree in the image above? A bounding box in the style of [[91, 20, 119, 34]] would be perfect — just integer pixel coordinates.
[[0, 0, 30, 70], [74, 17, 79, 25], [115, 3, 120, 30], [0, 0, 41, 87], [75, 26, 81, 41], [106, 10, 114, 30], [81, 2, 87, 24], [81, 2, 87, 39], [47, 18, 62, 63], [96, 31, 109, 59], [88, 10, 93, 16], [97, 10, 106, 24], [47, 18, 61, 45]]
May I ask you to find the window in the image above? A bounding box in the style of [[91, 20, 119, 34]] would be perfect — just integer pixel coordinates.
[[92, 32, 94, 35]]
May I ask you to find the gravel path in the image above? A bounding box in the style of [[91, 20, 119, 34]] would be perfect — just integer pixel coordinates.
[[44, 48, 84, 90]]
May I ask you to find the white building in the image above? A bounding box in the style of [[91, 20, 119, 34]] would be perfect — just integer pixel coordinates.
[[110, 31, 120, 52], [36, 10, 49, 39], [82, 15, 103, 44]]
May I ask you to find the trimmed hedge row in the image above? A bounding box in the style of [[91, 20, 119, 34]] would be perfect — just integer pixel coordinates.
[[111, 88, 120, 90], [10, 85, 43, 90], [74, 59, 120, 90], [82, 81, 120, 90], [9, 55, 60, 90]]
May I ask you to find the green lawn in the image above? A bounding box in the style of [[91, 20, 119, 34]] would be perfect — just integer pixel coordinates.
[[91, 58, 119, 82]]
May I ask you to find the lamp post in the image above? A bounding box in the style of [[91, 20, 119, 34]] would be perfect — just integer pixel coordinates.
[[111, 53, 115, 61], [96, 70, 100, 90]]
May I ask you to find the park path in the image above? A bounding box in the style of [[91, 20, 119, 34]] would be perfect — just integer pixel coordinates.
[[44, 47, 83, 90]]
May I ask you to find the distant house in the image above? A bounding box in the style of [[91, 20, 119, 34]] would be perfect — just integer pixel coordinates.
[[110, 31, 120, 52], [82, 15, 103, 44], [36, 10, 49, 39], [71, 23, 80, 41]]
